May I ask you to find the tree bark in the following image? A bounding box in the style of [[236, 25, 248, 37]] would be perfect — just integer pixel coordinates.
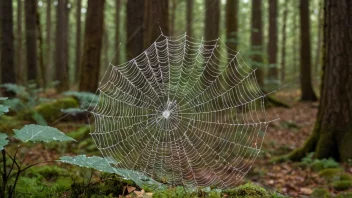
[[170, 0, 177, 35], [36, 9, 46, 88], [114, 0, 121, 65], [280, 2, 288, 82], [203, 0, 220, 86], [0, 0, 16, 86], [75, 0, 82, 83], [16, 0, 25, 84], [267, 0, 278, 82], [186, 0, 194, 38], [126, 0, 144, 60], [299, 0, 317, 101], [226, 0, 239, 52], [55, 0, 69, 92], [46, 0, 52, 83], [143, 0, 169, 48], [251, 0, 264, 86], [313, 0, 323, 78], [79, 0, 105, 92], [289, 0, 352, 162], [25, 0, 38, 82]]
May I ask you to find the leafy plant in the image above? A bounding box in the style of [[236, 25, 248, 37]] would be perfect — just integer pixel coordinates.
[[301, 152, 339, 171], [0, 124, 75, 198]]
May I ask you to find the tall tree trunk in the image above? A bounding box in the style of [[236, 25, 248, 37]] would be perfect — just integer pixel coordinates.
[[226, 0, 239, 53], [25, 0, 38, 82], [143, 0, 169, 48], [267, 0, 278, 82], [79, 0, 105, 92], [186, 0, 194, 37], [75, 0, 82, 83], [203, 0, 220, 86], [126, 0, 144, 60], [16, 0, 25, 84], [46, 0, 52, 83], [289, 0, 352, 162], [313, 0, 323, 79], [280, 2, 288, 82], [0, 0, 16, 87], [170, 0, 177, 35], [251, 0, 264, 86], [55, 0, 69, 92], [299, 0, 317, 101], [114, 0, 121, 65], [36, 9, 46, 88]]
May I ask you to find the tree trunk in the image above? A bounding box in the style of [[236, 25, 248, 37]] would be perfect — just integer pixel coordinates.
[[143, 0, 169, 48], [170, 0, 177, 35], [203, 0, 220, 86], [289, 0, 352, 162], [114, 0, 121, 65], [299, 0, 317, 101], [25, 0, 38, 82], [186, 0, 194, 37], [313, 0, 323, 79], [46, 0, 52, 83], [79, 0, 105, 92], [0, 0, 16, 86], [226, 0, 238, 52], [36, 9, 46, 88], [267, 0, 278, 82], [251, 0, 264, 86], [75, 0, 82, 83], [16, 0, 25, 84], [55, 0, 69, 92], [280, 2, 288, 82], [126, 0, 144, 60]]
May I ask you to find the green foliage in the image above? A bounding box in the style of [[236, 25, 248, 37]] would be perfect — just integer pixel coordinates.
[[0, 133, 9, 150], [301, 153, 339, 171], [59, 155, 162, 188], [63, 91, 98, 109], [13, 124, 76, 143], [0, 97, 9, 116], [335, 192, 352, 198], [319, 168, 352, 182], [332, 180, 352, 191]]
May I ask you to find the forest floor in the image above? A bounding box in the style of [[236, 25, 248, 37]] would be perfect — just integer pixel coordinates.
[[243, 90, 352, 197], [2, 87, 352, 197]]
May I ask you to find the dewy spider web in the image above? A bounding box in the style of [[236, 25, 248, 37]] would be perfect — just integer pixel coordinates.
[[89, 33, 277, 188]]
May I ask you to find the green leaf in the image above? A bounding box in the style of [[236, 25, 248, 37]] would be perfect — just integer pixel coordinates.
[[59, 155, 162, 188], [0, 104, 9, 116], [0, 133, 9, 150], [0, 97, 8, 100], [13, 124, 76, 143]]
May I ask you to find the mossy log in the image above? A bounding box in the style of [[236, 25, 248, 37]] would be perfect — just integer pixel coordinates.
[[17, 97, 79, 123]]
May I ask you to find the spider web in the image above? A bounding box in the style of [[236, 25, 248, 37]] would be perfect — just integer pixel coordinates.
[[89, 33, 277, 188]]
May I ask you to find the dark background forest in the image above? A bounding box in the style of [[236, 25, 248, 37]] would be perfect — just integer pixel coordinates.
[[0, 0, 351, 197]]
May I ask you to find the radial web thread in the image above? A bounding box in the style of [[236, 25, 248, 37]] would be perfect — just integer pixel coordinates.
[[89, 33, 277, 188]]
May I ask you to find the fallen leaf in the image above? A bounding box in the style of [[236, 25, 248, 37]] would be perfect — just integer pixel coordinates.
[[127, 186, 136, 193], [300, 187, 313, 195]]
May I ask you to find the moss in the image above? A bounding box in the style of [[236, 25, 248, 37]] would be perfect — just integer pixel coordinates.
[[288, 131, 318, 161], [335, 192, 352, 198], [319, 168, 352, 182], [222, 183, 270, 198], [332, 180, 352, 191], [17, 97, 79, 123], [310, 188, 330, 198], [0, 115, 26, 133]]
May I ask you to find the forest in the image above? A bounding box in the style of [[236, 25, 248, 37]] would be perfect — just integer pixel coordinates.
[[0, 0, 351, 197]]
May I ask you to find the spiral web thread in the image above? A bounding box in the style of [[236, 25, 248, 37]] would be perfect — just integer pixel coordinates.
[[89, 33, 278, 188]]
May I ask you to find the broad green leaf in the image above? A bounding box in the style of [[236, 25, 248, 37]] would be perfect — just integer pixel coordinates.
[[0, 97, 8, 100], [13, 124, 76, 143], [0, 104, 9, 116], [59, 155, 162, 188], [0, 133, 9, 150]]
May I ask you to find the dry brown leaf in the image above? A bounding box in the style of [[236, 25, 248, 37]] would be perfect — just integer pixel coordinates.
[[300, 187, 313, 195], [127, 186, 136, 193]]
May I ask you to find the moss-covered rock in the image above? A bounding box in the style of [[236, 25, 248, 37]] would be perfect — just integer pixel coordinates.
[[332, 180, 352, 191], [319, 168, 352, 182], [310, 188, 330, 198], [222, 183, 270, 198]]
